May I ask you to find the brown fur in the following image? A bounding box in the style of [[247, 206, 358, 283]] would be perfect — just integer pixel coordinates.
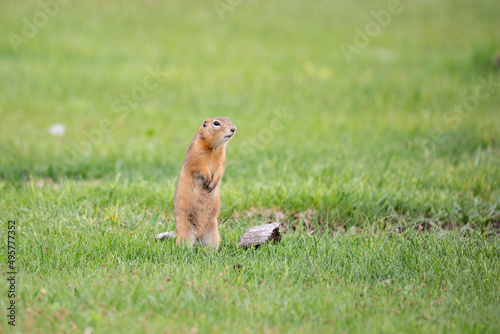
[[173, 117, 236, 249]]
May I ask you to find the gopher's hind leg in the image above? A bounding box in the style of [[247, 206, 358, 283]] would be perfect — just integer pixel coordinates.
[[176, 234, 197, 247], [200, 221, 220, 250], [175, 216, 198, 247]]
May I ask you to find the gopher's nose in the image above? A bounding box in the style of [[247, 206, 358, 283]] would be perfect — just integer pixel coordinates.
[[230, 126, 236, 133]]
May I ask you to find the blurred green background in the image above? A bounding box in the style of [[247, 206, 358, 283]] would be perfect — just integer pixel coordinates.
[[1, 0, 499, 226]]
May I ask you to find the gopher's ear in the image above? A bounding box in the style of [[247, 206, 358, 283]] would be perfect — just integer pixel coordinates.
[[203, 121, 208, 128]]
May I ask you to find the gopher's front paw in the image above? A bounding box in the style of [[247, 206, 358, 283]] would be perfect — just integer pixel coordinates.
[[206, 181, 217, 193], [202, 178, 215, 193]]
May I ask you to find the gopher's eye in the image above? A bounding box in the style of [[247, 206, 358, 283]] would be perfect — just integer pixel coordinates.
[[213, 120, 221, 126]]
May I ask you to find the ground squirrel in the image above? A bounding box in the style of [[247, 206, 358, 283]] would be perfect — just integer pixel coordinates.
[[173, 117, 237, 249]]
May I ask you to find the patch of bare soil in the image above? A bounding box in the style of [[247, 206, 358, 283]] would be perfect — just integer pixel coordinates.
[[234, 208, 324, 234], [389, 220, 500, 236], [232, 209, 500, 235]]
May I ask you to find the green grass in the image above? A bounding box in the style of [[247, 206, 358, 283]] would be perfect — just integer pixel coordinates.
[[8, 226, 500, 333], [1, 0, 500, 332]]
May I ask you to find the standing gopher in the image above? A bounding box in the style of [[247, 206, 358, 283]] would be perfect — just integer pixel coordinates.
[[173, 117, 236, 249]]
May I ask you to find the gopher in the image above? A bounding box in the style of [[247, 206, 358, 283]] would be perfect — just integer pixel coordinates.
[[173, 117, 236, 249]]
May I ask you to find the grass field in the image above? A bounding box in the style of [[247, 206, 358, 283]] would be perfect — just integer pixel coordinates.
[[1, 0, 500, 333]]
